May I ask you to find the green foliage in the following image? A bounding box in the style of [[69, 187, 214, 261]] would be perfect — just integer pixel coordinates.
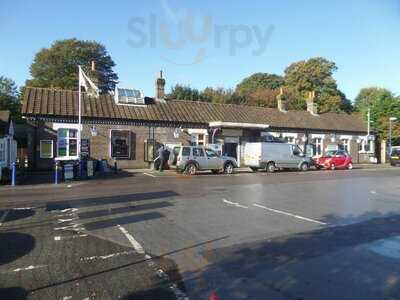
[[354, 87, 400, 141], [0, 76, 22, 121], [235, 73, 284, 97], [168, 85, 205, 101], [28, 38, 118, 92], [284, 57, 352, 113]]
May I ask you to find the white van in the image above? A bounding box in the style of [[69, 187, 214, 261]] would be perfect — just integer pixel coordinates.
[[244, 142, 313, 172]]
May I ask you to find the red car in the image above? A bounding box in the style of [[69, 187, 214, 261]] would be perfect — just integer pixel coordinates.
[[314, 150, 353, 170]]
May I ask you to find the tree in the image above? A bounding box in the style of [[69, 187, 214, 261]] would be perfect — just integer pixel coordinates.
[[245, 88, 279, 108], [202, 87, 243, 104], [0, 76, 22, 121], [168, 85, 205, 101], [284, 57, 352, 113], [28, 38, 118, 92], [235, 73, 284, 97], [354, 87, 400, 142]]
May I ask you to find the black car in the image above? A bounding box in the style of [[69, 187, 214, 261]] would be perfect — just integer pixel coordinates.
[[390, 147, 400, 166]]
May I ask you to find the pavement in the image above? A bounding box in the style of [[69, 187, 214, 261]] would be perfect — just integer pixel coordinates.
[[1, 166, 400, 299]]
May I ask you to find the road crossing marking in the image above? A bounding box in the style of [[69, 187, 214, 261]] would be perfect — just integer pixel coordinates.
[[223, 199, 248, 209], [253, 203, 327, 225], [80, 250, 136, 262], [143, 172, 157, 178], [117, 224, 145, 254], [1, 265, 47, 273], [54, 234, 88, 241]]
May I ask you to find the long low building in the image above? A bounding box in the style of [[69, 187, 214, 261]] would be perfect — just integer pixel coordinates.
[[21, 75, 375, 170]]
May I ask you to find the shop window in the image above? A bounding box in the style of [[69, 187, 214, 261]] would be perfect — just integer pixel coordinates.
[[111, 130, 132, 159], [57, 128, 78, 158], [312, 138, 323, 157], [40, 140, 53, 158], [285, 137, 295, 144]]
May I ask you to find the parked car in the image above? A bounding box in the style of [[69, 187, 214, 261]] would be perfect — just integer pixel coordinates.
[[314, 150, 353, 170], [390, 146, 400, 166], [244, 142, 313, 172], [175, 146, 238, 175]]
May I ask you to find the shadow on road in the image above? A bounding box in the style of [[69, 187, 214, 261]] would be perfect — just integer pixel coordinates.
[[0, 232, 35, 265], [77, 201, 173, 220], [186, 213, 400, 299], [46, 190, 179, 211], [0, 209, 35, 223], [0, 287, 28, 300]]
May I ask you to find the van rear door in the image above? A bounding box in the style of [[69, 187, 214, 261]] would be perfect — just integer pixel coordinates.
[[244, 143, 261, 167]]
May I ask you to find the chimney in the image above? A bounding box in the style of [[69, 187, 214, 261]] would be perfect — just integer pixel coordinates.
[[91, 60, 96, 71], [306, 91, 318, 116], [155, 70, 166, 101], [277, 87, 287, 112]]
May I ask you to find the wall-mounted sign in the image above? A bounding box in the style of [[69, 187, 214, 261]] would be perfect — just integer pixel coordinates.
[[81, 139, 90, 158], [222, 129, 243, 137]]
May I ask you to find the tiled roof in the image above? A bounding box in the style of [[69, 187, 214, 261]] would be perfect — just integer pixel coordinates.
[[22, 87, 367, 133]]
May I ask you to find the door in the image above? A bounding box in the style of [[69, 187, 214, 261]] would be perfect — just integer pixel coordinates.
[[224, 143, 237, 159], [205, 148, 222, 170], [192, 147, 207, 170], [334, 150, 347, 167]]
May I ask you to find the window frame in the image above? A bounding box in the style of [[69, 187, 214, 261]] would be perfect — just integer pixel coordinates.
[[55, 128, 79, 161], [110, 129, 132, 159]]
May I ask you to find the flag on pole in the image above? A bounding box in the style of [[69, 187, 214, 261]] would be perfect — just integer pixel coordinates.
[[79, 66, 99, 98]]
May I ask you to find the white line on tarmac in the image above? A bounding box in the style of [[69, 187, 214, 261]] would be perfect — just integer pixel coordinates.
[[143, 172, 157, 178], [57, 218, 78, 223], [54, 223, 85, 231], [2, 265, 47, 273], [117, 224, 145, 254], [223, 199, 248, 209], [0, 210, 9, 226], [253, 203, 327, 225], [80, 250, 136, 262], [54, 234, 88, 241], [12, 207, 36, 210], [117, 225, 189, 300]]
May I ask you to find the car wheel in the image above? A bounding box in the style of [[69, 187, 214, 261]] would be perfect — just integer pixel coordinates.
[[266, 162, 276, 173], [300, 162, 309, 172], [184, 163, 197, 175], [330, 164, 336, 170], [224, 162, 234, 174], [250, 167, 258, 172], [347, 162, 353, 170]]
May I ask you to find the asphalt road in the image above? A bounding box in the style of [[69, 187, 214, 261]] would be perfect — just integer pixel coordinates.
[[1, 167, 400, 299]]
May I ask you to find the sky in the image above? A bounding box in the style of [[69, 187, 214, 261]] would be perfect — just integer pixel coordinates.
[[0, 0, 399, 101]]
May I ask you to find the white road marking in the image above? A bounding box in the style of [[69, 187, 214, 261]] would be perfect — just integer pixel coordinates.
[[58, 208, 78, 213], [143, 172, 157, 178], [54, 223, 84, 231], [2, 265, 47, 273], [54, 234, 88, 241], [370, 190, 377, 194], [117, 225, 145, 254], [253, 203, 327, 225], [80, 250, 136, 262], [223, 199, 248, 209], [57, 218, 78, 223], [12, 207, 36, 210], [0, 210, 9, 226], [62, 296, 72, 300]]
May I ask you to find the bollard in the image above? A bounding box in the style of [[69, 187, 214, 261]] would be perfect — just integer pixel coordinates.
[[54, 161, 59, 184], [11, 162, 16, 186], [114, 160, 118, 174]]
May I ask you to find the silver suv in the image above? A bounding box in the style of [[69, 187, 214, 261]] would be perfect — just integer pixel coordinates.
[[175, 146, 238, 175]]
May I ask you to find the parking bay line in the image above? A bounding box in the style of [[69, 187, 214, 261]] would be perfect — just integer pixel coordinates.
[[253, 203, 327, 225]]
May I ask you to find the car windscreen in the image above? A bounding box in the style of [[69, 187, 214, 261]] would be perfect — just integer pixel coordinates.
[[391, 149, 400, 156]]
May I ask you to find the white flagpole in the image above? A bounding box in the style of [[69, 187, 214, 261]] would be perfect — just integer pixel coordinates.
[[77, 65, 82, 159]]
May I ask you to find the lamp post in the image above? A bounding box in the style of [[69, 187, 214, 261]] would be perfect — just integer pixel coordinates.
[[389, 117, 398, 155]]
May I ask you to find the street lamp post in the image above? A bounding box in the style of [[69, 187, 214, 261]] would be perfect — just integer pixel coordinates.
[[389, 117, 398, 155]]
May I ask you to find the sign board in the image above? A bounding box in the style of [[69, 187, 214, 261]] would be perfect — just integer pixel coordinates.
[[64, 164, 74, 180], [224, 137, 240, 144], [87, 160, 94, 177], [81, 139, 90, 158], [222, 129, 243, 137]]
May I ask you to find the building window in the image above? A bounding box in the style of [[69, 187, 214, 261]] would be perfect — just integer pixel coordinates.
[[313, 138, 323, 157], [0, 141, 4, 162], [40, 140, 53, 158], [359, 138, 374, 153], [57, 128, 78, 158], [341, 139, 350, 153], [111, 130, 131, 159], [285, 137, 295, 144]]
